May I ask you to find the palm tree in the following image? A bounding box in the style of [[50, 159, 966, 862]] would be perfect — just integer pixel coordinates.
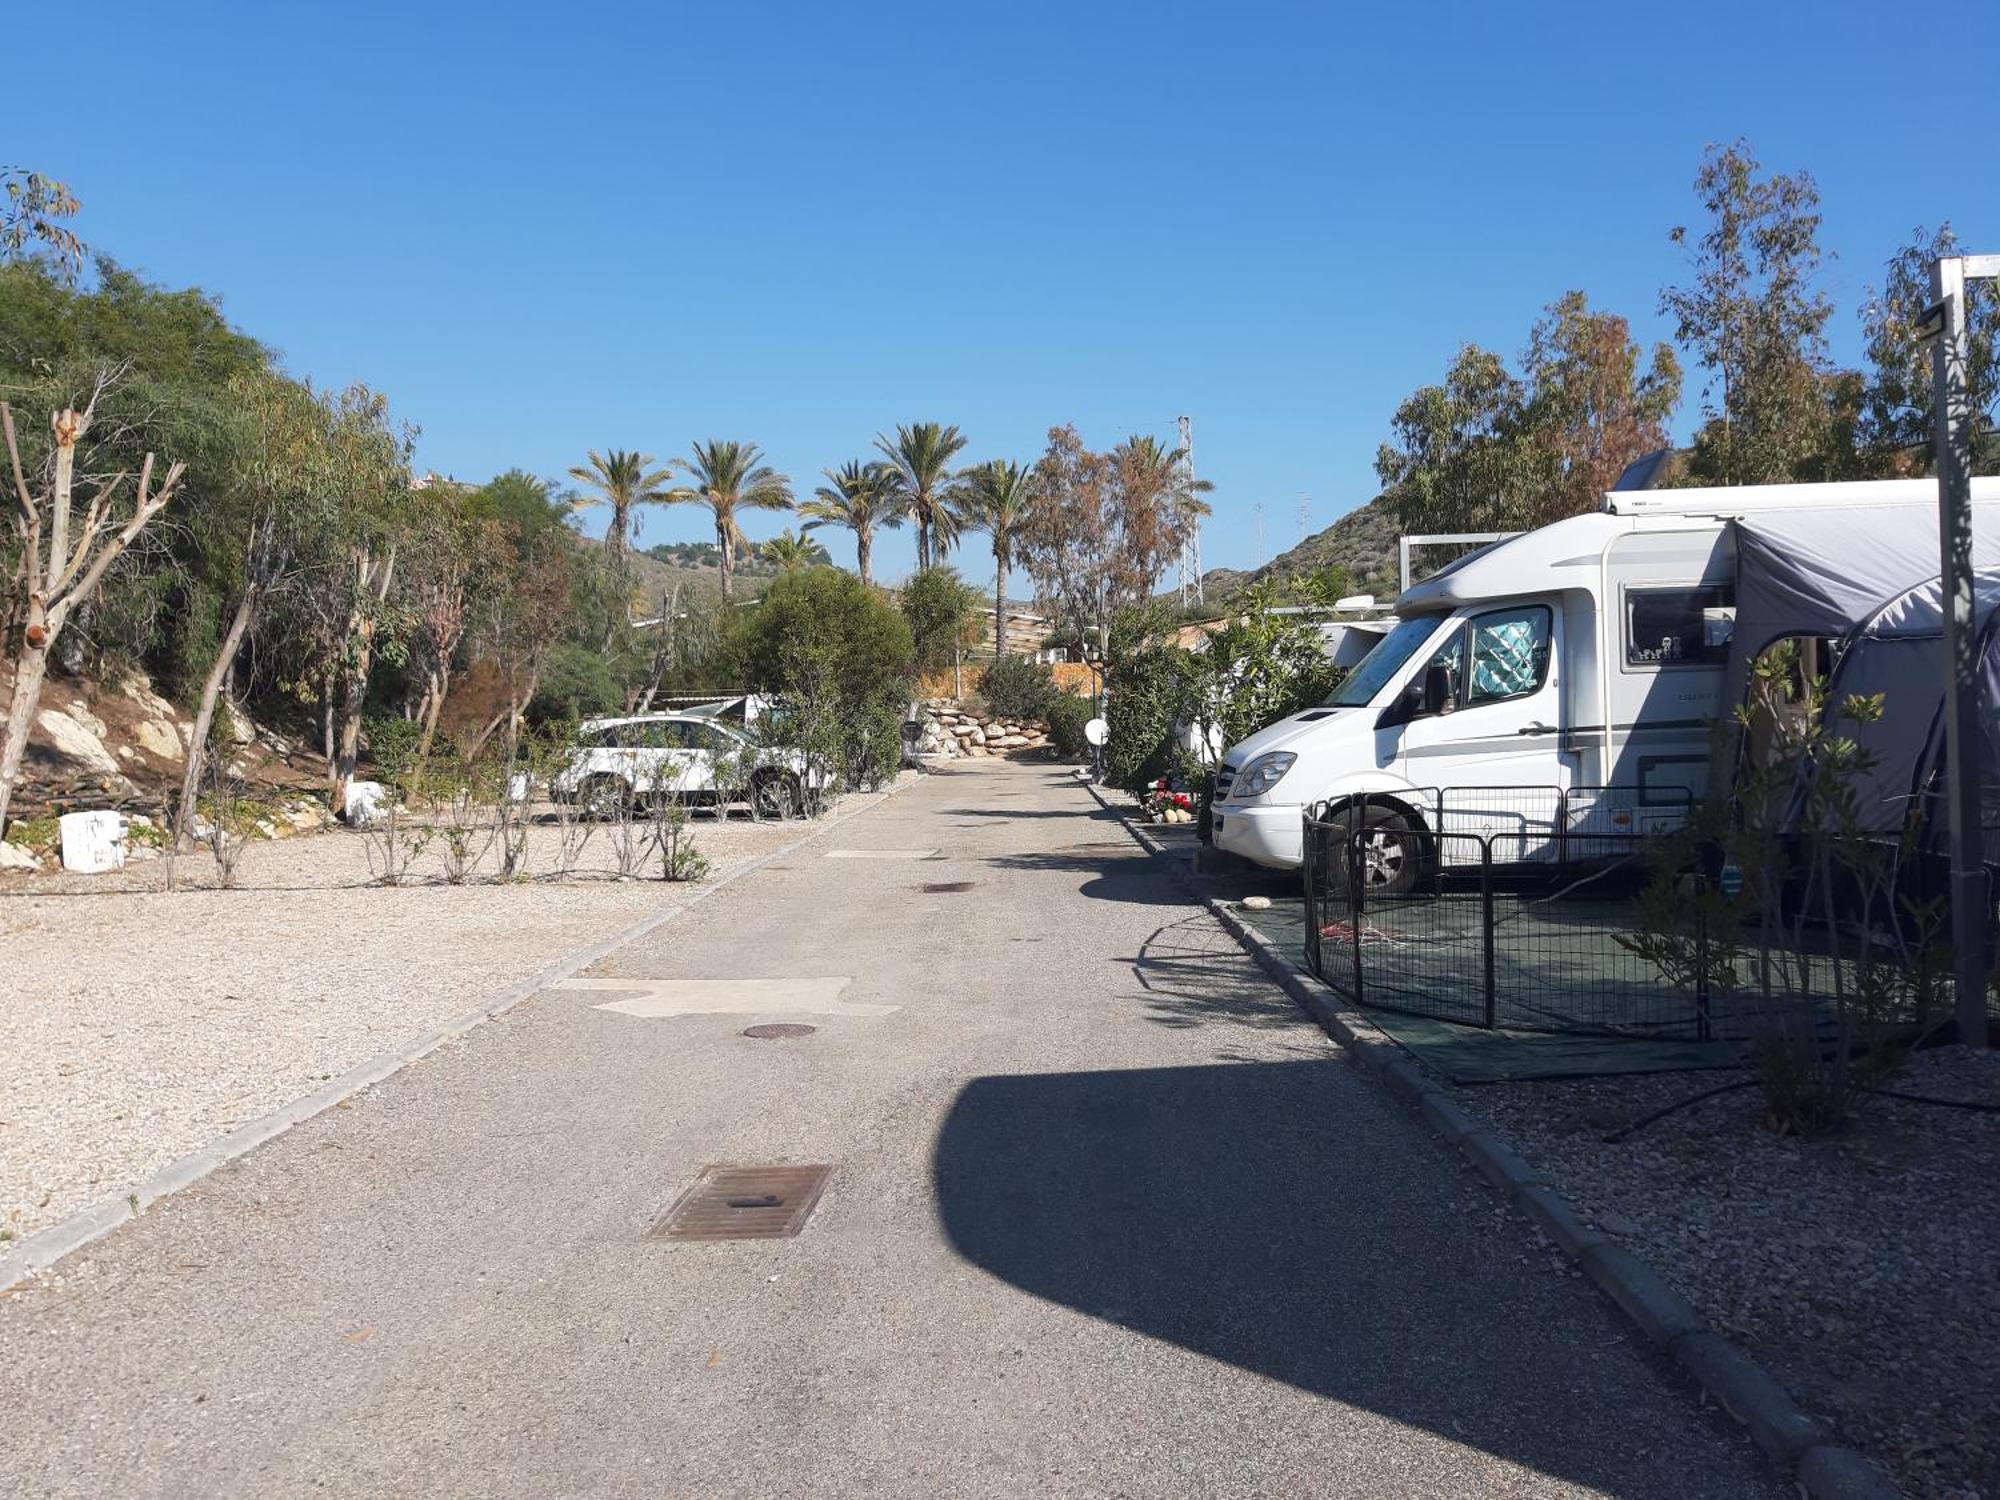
[[759, 528, 825, 571], [566, 449, 674, 564], [799, 460, 902, 586], [956, 459, 1036, 659], [875, 421, 969, 571], [665, 440, 794, 597]]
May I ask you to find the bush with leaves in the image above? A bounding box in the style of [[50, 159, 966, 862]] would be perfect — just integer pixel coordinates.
[[1618, 646, 1945, 1135], [1046, 693, 1093, 758], [727, 568, 911, 795], [981, 654, 1057, 721], [899, 564, 981, 675], [1102, 606, 1201, 793]]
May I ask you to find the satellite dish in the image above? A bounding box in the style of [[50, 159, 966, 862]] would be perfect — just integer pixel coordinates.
[[1084, 717, 1109, 747]]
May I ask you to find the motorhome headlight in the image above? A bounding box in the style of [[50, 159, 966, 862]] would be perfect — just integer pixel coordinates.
[[1235, 751, 1296, 799]]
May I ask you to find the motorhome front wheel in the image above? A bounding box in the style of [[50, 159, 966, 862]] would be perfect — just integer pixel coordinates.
[[1340, 808, 1424, 898]]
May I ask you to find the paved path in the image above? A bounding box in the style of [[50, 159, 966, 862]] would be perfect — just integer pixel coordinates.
[[0, 760, 1778, 1498]]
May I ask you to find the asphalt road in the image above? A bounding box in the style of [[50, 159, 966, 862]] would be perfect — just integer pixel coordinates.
[[0, 760, 1779, 1498]]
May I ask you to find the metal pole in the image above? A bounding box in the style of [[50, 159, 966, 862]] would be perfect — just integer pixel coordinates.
[[1480, 840, 1497, 1029], [1930, 256, 1990, 1049]]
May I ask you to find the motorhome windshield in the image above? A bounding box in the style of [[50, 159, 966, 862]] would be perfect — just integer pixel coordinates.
[[1322, 615, 1444, 706]]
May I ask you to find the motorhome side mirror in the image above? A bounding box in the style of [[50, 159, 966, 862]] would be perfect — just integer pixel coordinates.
[[1421, 662, 1455, 715]]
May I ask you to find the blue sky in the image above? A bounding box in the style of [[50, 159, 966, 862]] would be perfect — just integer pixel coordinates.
[[11, 1, 1998, 586]]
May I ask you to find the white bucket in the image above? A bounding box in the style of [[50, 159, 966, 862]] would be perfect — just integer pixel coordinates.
[[58, 810, 127, 873]]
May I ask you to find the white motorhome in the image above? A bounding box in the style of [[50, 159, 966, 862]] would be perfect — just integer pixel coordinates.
[[1211, 477, 2000, 887]]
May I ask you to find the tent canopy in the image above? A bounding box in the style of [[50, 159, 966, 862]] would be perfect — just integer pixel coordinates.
[[1823, 569, 2000, 837], [1726, 498, 2000, 699]]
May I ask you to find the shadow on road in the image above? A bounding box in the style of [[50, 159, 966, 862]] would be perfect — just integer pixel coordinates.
[[934, 1060, 1757, 1499], [1125, 915, 1315, 1030], [980, 847, 1191, 905]]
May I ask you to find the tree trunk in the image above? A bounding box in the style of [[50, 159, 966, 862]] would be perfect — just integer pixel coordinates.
[[607, 500, 629, 563], [856, 526, 872, 588], [175, 583, 260, 848], [993, 554, 1008, 659], [916, 518, 930, 572], [332, 546, 396, 818], [414, 665, 448, 759], [0, 642, 51, 836], [718, 519, 734, 598]]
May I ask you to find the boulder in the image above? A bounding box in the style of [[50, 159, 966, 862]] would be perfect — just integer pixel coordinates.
[[950, 722, 977, 737], [132, 717, 182, 760], [992, 734, 1030, 749], [119, 676, 179, 721], [34, 708, 124, 778], [67, 701, 111, 738], [0, 841, 42, 872], [221, 698, 256, 745]]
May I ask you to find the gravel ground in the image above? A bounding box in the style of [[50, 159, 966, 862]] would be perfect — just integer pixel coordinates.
[[1475, 1046, 2000, 1500], [0, 781, 906, 1243]]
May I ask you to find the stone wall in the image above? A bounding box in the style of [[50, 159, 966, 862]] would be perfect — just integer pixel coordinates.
[[911, 700, 1051, 759]]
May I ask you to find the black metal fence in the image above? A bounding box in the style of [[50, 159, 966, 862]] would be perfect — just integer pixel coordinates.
[[1300, 792, 1992, 1042]]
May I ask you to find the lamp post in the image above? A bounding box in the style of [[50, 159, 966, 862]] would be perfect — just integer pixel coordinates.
[[1923, 253, 2000, 1048]]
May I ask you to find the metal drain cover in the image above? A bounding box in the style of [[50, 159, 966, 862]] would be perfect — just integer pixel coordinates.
[[651, 1165, 833, 1241], [742, 1023, 816, 1039]]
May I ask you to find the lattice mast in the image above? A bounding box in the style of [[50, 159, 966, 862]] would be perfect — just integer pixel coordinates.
[[1175, 414, 1203, 607]]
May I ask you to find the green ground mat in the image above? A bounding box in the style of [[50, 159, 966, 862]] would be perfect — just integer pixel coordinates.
[[1227, 898, 1745, 1085]]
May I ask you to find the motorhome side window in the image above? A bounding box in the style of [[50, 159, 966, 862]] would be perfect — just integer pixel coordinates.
[[1465, 605, 1552, 704], [1625, 585, 1734, 668]]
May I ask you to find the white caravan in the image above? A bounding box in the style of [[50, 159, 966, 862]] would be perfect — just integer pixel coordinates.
[[1210, 478, 2000, 886]]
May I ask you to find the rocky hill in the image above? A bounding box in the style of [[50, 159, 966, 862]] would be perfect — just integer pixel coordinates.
[[1196, 492, 1402, 603]]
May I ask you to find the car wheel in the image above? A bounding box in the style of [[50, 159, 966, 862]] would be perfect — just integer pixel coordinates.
[[1334, 807, 1425, 898], [583, 775, 633, 820], [753, 771, 801, 819]]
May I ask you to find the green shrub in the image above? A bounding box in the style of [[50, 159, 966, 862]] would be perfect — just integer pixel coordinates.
[[729, 568, 914, 793], [1103, 609, 1201, 794], [530, 640, 624, 723], [363, 715, 425, 787], [899, 565, 981, 674], [1047, 693, 1093, 758], [981, 655, 1057, 721]]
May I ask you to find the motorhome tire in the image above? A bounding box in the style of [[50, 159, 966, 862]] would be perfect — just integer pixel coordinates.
[[1340, 807, 1424, 897]]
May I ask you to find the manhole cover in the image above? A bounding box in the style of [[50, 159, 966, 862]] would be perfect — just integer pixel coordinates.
[[742, 1023, 817, 1039], [920, 881, 976, 893], [650, 1165, 833, 1241]]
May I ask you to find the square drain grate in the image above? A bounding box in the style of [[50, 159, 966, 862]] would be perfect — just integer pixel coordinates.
[[649, 1165, 833, 1241]]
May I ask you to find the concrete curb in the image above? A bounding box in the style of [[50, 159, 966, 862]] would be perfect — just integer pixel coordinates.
[[0, 773, 922, 1295], [1085, 780, 1896, 1500]]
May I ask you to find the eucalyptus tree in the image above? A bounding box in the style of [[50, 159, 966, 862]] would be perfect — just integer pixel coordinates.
[[666, 439, 794, 597], [566, 448, 673, 564], [800, 459, 901, 586], [0, 384, 184, 833], [955, 458, 1035, 658], [1109, 434, 1213, 598], [875, 421, 968, 570], [1660, 139, 1832, 485]]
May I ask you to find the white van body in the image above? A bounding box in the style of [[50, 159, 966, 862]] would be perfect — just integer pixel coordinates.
[[1211, 479, 1986, 872]]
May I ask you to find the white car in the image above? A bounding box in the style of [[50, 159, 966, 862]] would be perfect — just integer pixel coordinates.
[[550, 713, 818, 817]]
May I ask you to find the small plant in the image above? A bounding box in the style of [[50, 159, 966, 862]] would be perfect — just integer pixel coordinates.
[[648, 784, 710, 883], [203, 754, 247, 888], [359, 783, 430, 886]]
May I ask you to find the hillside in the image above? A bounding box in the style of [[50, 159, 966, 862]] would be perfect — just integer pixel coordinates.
[[1197, 492, 1401, 602]]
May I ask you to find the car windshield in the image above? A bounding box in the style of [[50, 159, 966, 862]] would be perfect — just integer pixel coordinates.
[[1323, 616, 1447, 707]]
